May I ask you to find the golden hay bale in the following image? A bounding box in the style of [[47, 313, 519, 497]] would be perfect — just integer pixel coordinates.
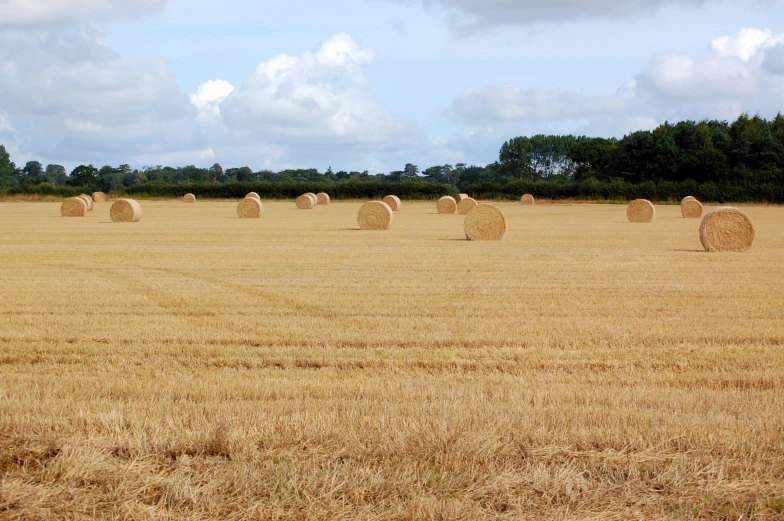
[[78, 194, 93, 211], [357, 201, 393, 230], [382, 195, 401, 211], [437, 196, 457, 214], [303, 192, 317, 205], [457, 197, 478, 215], [296, 194, 315, 209], [681, 198, 703, 218], [521, 194, 535, 205], [454, 193, 468, 204], [464, 204, 507, 241], [110, 199, 142, 223], [183, 193, 196, 203], [92, 191, 107, 202], [237, 197, 263, 218], [60, 197, 86, 217], [699, 206, 755, 252], [245, 192, 261, 201], [626, 199, 655, 223], [317, 192, 330, 205], [682, 196, 696, 205]]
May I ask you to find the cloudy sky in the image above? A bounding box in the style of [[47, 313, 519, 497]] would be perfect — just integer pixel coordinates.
[[1, 0, 783, 173]]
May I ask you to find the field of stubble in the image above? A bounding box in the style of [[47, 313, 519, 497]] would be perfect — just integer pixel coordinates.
[[0, 199, 783, 520]]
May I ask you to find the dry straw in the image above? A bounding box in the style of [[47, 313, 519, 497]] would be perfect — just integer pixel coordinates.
[[699, 206, 755, 252], [237, 197, 263, 218], [464, 204, 507, 241], [521, 194, 535, 205], [681, 198, 703, 218], [110, 199, 142, 223], [304, 193, 317, 206], [296, 194, 315, 209], [357, 201, 393, 230], [92, 191, 107, 202], [317, 192, 330, 205], [382, 195, 401, 211], [183, 193, 196, 203], [457, 197, 478, 215], [626, 199, 655, 223], [437, 196, 457, 214], [245, 192, 261, 201], [454, 193, 468, 204], [60, 197, 86, 217], [78, 194, 93, 211], [682, 196, 696, 204]]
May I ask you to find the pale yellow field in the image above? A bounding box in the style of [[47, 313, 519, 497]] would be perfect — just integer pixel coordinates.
[[0, 200, 783, 520]]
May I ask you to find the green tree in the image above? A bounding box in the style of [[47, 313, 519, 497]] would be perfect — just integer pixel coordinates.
[[45, 164, 68, 186], [0, 145, 15, 192], [22, 161, 45, 185], [68, 164, 99, 188]]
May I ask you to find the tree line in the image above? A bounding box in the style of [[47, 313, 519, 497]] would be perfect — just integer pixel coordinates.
[[2, 113, 783, 202]]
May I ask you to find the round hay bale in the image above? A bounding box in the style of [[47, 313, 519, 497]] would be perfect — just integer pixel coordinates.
[[699, 206, 755, 252], [464, 204, 507, 241], [626, 199, 655, 223], [237, 197, 263, 218], [296, 194, 315, 209], [183, 193, 196, 203], [245, 192, 261, 201], [457, 197, 478, 215], [60, 197, 86, 217], [681, 196, 696, 205], [382, 195, 401, 211], [437, 196, 457, 214], [78, 194, 93, 211], [681, 198, 703, 218], [316, 192, 330, 205], [454, 193, 468, 204], [521, 194, 535, 205], [92, 191, 107, 202], [357, 201, 393, 230], [110, 199, 142, 223], [303, 192, 317, 206]]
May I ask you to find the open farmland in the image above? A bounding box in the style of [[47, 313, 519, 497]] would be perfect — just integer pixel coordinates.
[[1, 200, 783, 519]]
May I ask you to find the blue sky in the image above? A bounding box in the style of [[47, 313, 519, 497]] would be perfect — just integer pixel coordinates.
[[1, 0, 783, 173]]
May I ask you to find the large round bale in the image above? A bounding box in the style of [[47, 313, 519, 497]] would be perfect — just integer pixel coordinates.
[[521, 194, 535, 205], [237, 197, 263, 218], [626, 199, 655, 223], [681, 196, 696, 204], [60, 197, 86, 217], [382, 195, 401, 211], [110, 199, 142, 223], [304, 192, 317, 206], [437, 196, 457, 214], [245, 192, 261, 201], [78, 194, 93, 211], [699, 206, 755, 252], [454, 194, 468, 204], [296, 194, 315, 209], [464, 204, 507, 241], [183, 193, 196, 203], [92, 191, 107, 202], [316, 192, 330, 205], [457, 197, 478, 215], [357, 201, 393, 230], [681, 197, 703, 218]]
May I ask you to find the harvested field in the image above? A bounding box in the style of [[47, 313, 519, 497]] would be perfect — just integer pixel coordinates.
[[0, 200, 783, 520]]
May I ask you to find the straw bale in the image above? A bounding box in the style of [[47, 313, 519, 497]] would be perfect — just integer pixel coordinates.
[[237, 197, 263, 218], [699, 206, 755, 252], [464, 204, 507, 241], [682, 196, 696, 205], [304, 193, 317, 206], [456, 197, 478, 215], [382, 195, 401, 211], [245, 192, 261, 201], [60, 197, 86, 217], [317, 192, 330, 205], [92, 191, 107, 202], [357, 201, 393, 230], [296, 194, 315, 209], [626, 199, 655, 223], [521, 194, 535, 205], [681, 198, 703, 218], [454, 194, 468, 204], [437, 196, 457, 214], [78, 194, 93, 211], [183, 193, 196, 203], [110, 199, 142, 223]]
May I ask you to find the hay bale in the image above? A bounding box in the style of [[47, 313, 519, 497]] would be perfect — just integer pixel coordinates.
[[626, 199, 655, 223], [92, 191, 107, 202], [303, 192, 317, 206], [699, 206, 755, 252], [454, 194, 468, 204], [183, 193, 196, 203], [78, 194, 93, 211], [437, 196, 457, 214], [681, 198, 703, 218], [521, 194, 535, 205], [457, 197, 478, 215], [245, 192, 261, 201], [60, 197, 86, 217], [110, 199, 142, 223], [357, 201, 393, 230], [237, 197, 263, 218], [464, 204, 507, 241], [296, 194, 315, 209], [382, 195, 401, 211], [317, 192, 330, 205], [681, 196, 696, 205]]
